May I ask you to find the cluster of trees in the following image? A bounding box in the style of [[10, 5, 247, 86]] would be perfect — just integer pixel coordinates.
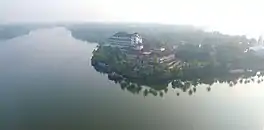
[[83, 23, 264, 96], [0, 25, 31, 40], [69, 23, 261, 69], [0, 24, 56, 40], [175, 42, 264, 71], [91, 44, 264, 97], [67, 23, 256, 47], [92, 46, 173, 83], [101, 65, 264, 97], [70, 23, 264, 71]]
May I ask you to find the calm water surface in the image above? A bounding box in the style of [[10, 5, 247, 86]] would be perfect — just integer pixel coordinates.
[[1, 28, 264, 130]]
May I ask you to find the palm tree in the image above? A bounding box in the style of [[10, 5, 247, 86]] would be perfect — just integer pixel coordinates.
[[189, 89, 193, 95], [239, 79, 243, 84], [251, 78, 255, 82], [143, 89, 149, 97], [207, 87, 211, 92], [193, 87, 196, 92], [257, 79, 261, 84], [159, 92, 164, 97], [164, 88, 168, 93], [244, 80, 248, 84]]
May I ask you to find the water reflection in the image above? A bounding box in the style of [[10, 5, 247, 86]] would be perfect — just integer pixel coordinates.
[[92, 60, 264, 97]]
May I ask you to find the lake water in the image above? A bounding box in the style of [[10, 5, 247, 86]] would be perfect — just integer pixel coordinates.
[[1, 27, 264, 130]]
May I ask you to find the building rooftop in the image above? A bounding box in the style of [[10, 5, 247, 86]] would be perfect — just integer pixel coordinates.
[[113, 32, 139, 38], [113, 32, 133, 37], [109, 37, 131, 41]]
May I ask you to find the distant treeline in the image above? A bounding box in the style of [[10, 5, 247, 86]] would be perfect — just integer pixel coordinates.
[[67, 23, 257, 47], [0, 25, 32, 40], [0, 24, 58, 40]]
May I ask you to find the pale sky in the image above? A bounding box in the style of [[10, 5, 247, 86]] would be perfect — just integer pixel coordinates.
[[1, 0, 264, 37]]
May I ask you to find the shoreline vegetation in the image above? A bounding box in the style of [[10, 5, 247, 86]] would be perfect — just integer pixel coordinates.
[[69, 23, 264, 96], [0, 24, 58, 40], [0, 25, 31, 40], [91, 45, 264, 96], [68, 23, 256, 46], [91, 42, 264, 96]]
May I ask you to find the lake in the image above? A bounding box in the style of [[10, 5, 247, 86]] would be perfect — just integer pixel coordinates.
[[1, 27, 264, 130]]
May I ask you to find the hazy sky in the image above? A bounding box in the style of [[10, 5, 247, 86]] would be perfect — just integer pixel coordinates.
[[1, 0, 264, 37]]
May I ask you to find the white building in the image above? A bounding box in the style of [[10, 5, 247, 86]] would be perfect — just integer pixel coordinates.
[[249, 45, 264, 57], [159, 54, 175, 63], [107, 32, 143, 50]]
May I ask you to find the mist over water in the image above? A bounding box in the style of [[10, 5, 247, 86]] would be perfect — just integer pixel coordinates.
[[1, 27, 264, 130]]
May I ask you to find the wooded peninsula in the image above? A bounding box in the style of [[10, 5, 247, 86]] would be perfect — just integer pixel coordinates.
[[68, 23, 264, 95]]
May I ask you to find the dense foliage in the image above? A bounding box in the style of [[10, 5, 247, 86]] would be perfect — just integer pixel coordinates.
[[91, 43, 264, 97], [0, 25, 31, 40], [69, 23, 264, 96], [92, 46, 173, 83], [0, 24, 55, 40], [67, 23, 256, 48]]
